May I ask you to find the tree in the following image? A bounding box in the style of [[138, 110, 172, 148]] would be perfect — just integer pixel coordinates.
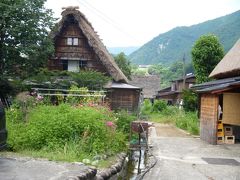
[[182, 89, 198, 112], [148, 64, 164, 75], [0, 0, 55, 78], [114, 52, 132, 79], [191, 34, 224, 83]]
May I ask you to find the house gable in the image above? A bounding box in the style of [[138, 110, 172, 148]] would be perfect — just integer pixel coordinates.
[[48, 7, 128, 83]]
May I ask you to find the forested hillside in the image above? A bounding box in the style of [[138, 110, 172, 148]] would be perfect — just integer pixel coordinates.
[[129, 10, 240, 65]]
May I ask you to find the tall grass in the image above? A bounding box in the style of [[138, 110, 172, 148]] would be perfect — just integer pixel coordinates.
[[149, 108, 199, 135], [141, 100, 199, 135]]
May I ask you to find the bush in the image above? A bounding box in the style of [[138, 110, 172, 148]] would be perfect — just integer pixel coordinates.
[[152, 100, 167, 112], [115, 110, 136, 134], [25, 69, 111, 90], [6, 104, 126, 156], [141, 99, 152, 115], [182, 89, 198, 112]]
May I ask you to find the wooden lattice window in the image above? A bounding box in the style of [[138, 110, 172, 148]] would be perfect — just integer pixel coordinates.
[[67, 37, 79, 46]]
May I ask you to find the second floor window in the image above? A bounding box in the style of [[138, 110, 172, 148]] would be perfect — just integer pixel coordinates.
[[67, 37, 78, 46]]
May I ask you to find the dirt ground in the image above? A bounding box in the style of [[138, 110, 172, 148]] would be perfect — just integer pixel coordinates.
[[154, 123, 190, 137]]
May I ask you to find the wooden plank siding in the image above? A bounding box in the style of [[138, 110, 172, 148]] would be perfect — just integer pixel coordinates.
[[200, 94, 219, 144], [107, 89, 140, 112], [48, 22, 109, 75]]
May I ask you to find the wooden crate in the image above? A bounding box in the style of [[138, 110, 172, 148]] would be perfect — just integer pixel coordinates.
[[225, 136, 235, 144], [217, 128, 224, 137], [217, 122, 223, 129], [217, 136, 225, 144], [224, 126, 233, 136]]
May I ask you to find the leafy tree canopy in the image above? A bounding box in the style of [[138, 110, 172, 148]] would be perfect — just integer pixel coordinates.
[[191, 34, 224, 83], [114, 52, 132, 79], [148, 61, 186, 88], [0, 0, 55, 78]]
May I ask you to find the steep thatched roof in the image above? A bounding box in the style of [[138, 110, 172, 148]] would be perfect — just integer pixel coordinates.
[[130, 75, 160, 98], [50, 7, 128, 83], [209, 39, 240, 79]]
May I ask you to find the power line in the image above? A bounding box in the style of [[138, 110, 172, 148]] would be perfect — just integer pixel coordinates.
[[76, 0, 140, 43]]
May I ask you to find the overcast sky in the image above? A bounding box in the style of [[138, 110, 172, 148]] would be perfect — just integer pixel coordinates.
[[45, 0, 240, 47]]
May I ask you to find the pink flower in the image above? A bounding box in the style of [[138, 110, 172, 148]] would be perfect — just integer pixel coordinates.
[[106, 121, 114, 127], [36, 95, 43, 101]]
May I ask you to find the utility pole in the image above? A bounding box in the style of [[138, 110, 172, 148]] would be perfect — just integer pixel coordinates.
[[182, 53, 186, 89]]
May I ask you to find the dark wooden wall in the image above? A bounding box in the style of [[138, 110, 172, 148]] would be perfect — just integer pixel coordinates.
[[48, 15, 109, 75], [107, 89, 140, 112], [200, 94, 218, 144]]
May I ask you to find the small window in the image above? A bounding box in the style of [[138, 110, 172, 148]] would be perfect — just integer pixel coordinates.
[[73, 38, 78, 45], [67, 38, 72, 45], [67, 37, 79, 46]]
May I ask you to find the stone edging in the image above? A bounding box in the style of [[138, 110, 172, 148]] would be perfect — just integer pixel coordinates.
[[94, 152, 127, 180]]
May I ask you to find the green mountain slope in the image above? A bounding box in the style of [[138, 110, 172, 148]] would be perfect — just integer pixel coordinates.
[[129, 10, 240, 65]]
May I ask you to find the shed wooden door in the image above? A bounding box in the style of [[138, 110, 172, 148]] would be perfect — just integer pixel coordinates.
[[200, 94, 218, 144]]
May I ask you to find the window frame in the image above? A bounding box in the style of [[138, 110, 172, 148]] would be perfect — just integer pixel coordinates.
[[67, 37, 79, 46]]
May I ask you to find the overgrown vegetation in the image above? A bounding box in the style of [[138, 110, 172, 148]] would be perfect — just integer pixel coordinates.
[[141, 99, 199, 135], [5, 90, 137, 165]]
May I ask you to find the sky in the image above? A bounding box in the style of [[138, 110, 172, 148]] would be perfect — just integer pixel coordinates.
[[45, 0, 240, 47]]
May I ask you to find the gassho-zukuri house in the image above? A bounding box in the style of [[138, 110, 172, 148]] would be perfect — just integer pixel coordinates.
[[47, 6, 141, 112], [192, 39, 240, 145]]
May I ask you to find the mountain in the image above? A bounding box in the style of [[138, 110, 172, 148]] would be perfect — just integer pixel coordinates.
[[107, 46, 139, 56], [129, 10, 240, 65]]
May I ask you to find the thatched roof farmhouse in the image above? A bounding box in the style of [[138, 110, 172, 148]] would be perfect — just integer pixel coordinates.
[[48, 6, 128, 83], [47, 6, 141, 112]]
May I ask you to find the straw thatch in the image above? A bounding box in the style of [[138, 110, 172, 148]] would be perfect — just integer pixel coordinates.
[[209, 39, 240, 79], [129, 75, 160, 98], [50, 7, 128, 83]]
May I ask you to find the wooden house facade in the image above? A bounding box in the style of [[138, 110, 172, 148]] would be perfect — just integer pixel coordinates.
[[193, 39, 240, 144], [48, 7, 141, 112], [156, 74, 196, 105]]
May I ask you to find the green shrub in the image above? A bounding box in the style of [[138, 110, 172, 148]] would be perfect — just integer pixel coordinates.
[[25, 69, 111, 90], [115, 110, 136, 134], [182, 89, 198, 112], [6, 104, 126, 156], [152, 100, 167, 112], [141, 99, 152, 115]]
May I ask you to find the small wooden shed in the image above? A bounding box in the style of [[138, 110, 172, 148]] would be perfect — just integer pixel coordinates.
[[193, 39, 240, 144], [105, 82, 142, 112]]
